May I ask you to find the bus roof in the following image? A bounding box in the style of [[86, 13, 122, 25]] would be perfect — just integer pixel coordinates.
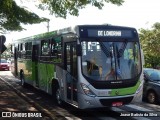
[[13, 30, 57, 43], [13, 24, 137, 43]]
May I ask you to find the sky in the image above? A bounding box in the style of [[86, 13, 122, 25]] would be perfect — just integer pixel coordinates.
[[4, 0, 160, 45]]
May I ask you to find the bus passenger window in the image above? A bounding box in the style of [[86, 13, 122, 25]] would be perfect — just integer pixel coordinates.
[[41, 40, 50, 55], [50, 37, 62, 63]]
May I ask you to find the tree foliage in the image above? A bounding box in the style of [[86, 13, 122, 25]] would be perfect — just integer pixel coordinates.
[[0, 0, 124, 32], [39, 0, 124, 18], [0, 0, 48, 33], [139, 22, 160, 68]]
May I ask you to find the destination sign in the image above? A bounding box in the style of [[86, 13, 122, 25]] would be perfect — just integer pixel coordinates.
[[87, 29, 135, 38], [98, 30, 121, 36]]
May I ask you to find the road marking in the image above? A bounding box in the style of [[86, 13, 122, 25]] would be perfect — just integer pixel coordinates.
[[132, 117, 151, 120], [55, 110, 82, 120], [65, 117, 82, 120], [125, 104, 152, 111], [98, 117, 117, 120]]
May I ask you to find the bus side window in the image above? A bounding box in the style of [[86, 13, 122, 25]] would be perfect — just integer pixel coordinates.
[[25, 42, 32, 59], [51, 38, 57, 56], [41, 40, 50, 55], [50, 37, 62, 63], [21, 43, 26, 58]]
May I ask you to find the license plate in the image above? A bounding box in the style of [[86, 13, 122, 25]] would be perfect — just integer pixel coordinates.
[[112, 102, 123, 107]]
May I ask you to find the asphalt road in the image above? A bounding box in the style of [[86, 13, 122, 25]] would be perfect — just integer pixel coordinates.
[[1, 71, 160, 120]]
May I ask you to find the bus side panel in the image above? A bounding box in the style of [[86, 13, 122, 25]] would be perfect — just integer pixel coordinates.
[[56, 66, 66, 102], [32, 61, 36, 86], [32, 61, 40, 87], [21, 59, 33, 85], [38, 62, 55, 94]]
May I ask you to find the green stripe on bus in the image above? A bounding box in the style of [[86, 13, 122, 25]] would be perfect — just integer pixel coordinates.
[[110, 80, 141, 96]]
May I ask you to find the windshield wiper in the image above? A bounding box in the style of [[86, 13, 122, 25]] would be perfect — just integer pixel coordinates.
[[117, 41, 127, 58], [99, 42, 110, 57]]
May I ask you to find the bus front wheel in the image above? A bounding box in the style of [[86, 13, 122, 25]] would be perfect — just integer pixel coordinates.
[[56, 87, 63, 105], [52, 82, 63, 106]]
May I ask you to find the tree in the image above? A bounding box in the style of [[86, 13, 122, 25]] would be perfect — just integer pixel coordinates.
[[39, 0, 124, 18], [0, 0, 124, 32], [0, 0, 48, 33], [139, 22, 160, 68]]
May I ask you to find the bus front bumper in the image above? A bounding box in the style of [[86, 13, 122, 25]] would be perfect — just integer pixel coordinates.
[[78, 93, 135, 109]]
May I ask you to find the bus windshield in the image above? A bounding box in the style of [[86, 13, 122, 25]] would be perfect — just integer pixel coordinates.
[[81, 40, 141, 81]]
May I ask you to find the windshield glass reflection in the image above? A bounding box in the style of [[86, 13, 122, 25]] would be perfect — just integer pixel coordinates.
[[81, 41, 141, 81]]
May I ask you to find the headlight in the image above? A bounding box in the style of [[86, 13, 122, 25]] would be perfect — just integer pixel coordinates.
[[136, 81, 143, 94], [80, 83, 96, 97]]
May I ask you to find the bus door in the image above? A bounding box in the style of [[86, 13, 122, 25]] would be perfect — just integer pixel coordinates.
[[65, 42, 78, 104], [32, 45, 39, 87]]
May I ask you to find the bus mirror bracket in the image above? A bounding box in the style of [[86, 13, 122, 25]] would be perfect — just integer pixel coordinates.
[[76, 44, 82, 56]]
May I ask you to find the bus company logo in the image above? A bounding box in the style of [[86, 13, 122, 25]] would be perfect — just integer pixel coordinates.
[[1, 112, 42, 118], [111, 81, 122, 84], [115, 91, 119, 95], [2, 112, 11, 117]]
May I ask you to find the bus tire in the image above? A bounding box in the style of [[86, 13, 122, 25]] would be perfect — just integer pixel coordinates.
[[52, 80, 63, 106], [56, 87, 63, 105]]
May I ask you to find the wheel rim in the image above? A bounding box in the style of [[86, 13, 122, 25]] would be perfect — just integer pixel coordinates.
[[56, 88, 62, 105], [148, 92, 155, 103]]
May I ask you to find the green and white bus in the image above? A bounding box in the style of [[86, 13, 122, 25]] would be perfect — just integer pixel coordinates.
[[11, 25, 143, 109]]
